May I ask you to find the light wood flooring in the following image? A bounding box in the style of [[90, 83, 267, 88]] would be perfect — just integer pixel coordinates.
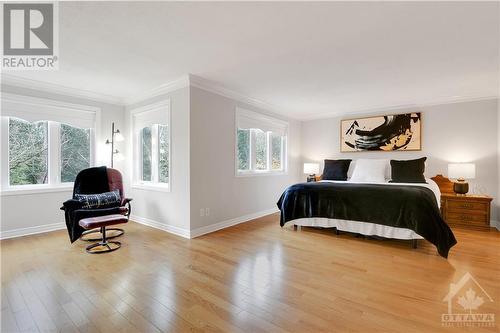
[[1, 214, 499, 332]]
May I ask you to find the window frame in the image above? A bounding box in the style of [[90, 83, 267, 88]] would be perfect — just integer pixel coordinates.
[[130, 100, 171, 192], [235, 108, 288, 177], [1, 94, 98, 195]]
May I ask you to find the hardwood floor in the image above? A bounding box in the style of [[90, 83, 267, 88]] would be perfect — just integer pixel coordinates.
[[1, 214, 499, 332]]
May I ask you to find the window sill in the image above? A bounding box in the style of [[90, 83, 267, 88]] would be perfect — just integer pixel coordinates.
[[0, 184, 74, 196], [131, 183, 170, 193], [236, 171, 288, 178]]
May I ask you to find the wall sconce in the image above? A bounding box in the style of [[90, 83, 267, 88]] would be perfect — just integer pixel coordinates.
[[105, 122, 125, 167]]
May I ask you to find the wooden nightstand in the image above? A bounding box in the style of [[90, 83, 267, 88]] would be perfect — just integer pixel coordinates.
[[431, 174, 493, 230], [440, 194, 493, 230]]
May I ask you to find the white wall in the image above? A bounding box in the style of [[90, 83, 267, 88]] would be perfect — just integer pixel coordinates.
[[497, 97, 500, 226], [0, 84, 126, 238], [189, 87, 302, 234], [301, 99, 499, 224], [1, 82, 299, 239], [3, 82, 497, 239], [124, 87, 191, 236]]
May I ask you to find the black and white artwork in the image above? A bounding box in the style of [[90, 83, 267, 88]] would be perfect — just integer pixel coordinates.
[[341, 113, 421, 152]]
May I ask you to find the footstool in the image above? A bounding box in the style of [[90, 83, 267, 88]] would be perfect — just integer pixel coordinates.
[[79, 214, 128, 254]]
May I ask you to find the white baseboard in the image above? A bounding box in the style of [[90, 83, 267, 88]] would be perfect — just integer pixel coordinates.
[[130, 215, 191, 239], [131, 208, 279, 239], [491, 220, 500, 231], [190, 208, 279, 238], [0, 222, 66, 240]]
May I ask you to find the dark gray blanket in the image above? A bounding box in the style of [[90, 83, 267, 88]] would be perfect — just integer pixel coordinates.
[[277, 182, 457, 258], [61, 166, 119, 242]]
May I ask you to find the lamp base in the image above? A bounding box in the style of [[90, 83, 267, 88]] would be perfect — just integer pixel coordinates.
[[453, 179, 469, 195], [307, 174, 316, 182]]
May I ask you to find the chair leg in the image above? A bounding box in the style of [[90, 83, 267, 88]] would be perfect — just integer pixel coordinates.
[[85, 226, 121, 254]]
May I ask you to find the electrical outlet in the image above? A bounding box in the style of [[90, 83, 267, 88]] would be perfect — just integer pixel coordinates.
[[205, 208, 210, 216], [200, 208, 205, 217]]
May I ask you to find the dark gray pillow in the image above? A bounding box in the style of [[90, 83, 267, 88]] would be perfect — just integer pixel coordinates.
[[390, 157, 427, 183], [322, 159, 352, 181], [75, 189, 121, 209]]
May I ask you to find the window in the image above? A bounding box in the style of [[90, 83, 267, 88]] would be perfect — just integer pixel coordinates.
[[6, 119, 93, 186], [138, 124, 170, 185], [132, 100, 170, 190], [1, 93, 97, 192], [9, 118, 48, 185], [271, 134, 284, 171], [237, 129, 250, 171], [235, 108, 288, 175], [254, 129, 268, 170], [141, 126, 153, 182], [158, 124, 169, 183], [60, 124, 91, 183]]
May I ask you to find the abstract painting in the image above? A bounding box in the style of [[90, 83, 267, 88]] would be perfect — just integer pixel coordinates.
[[341, 112, 421, 152]]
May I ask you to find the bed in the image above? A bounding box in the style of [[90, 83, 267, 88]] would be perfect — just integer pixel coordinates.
[[277, 177, 457, 258]]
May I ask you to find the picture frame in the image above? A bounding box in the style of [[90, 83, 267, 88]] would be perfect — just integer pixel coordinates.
[[340, 112, 422, 152]]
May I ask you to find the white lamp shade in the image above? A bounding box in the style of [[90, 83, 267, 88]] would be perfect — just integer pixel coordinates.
[[448, 163, 476, 180], [114, 132, 125, 142], [304, 163, 320, 175]]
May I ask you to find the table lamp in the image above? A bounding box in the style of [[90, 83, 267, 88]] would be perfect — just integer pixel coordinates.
[[304, 163, 320, 182], [448, 163, 476, 195]]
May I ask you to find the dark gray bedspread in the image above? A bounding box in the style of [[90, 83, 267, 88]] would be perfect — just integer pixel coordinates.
[[277, 182, 457, 258]]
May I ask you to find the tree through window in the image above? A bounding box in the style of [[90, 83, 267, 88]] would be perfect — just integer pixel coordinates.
[[141, 126, 153, 181], [158, 124, 169, 183], [8, 118, 48, 185], [61, 124, 91, 182]]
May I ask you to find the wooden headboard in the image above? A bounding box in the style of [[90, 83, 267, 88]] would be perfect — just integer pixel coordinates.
[[431, 174, 454, 195]]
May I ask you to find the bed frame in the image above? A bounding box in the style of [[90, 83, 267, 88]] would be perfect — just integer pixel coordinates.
[[293, 224, 418, 248]]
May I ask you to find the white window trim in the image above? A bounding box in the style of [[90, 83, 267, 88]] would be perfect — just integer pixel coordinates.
[[0, 183, 74, 196], [0, 94, 99, 195], [235, 107, 288, 177], [130, 100, 171, 192]]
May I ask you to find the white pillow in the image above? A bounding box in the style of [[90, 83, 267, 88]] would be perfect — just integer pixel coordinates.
[[350, 159, 388, 183], [347, 160, 356, 179]]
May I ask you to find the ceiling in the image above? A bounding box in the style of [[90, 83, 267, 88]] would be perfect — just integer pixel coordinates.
[[3, 1, 499, 120]]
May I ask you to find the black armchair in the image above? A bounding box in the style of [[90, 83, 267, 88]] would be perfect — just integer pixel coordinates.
[[61, 166, 132, 243]]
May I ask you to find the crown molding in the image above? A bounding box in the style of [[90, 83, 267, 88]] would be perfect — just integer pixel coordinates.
[[3, 73, 496, 122], [126, 73, 294, 119], [420, 94, 498, 107], [124, 75, 190, 106], [300, 94, 499, 121], [188, 74, 289, 118], [2, 92, 101, 113], [1, 74, 124, 106]]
